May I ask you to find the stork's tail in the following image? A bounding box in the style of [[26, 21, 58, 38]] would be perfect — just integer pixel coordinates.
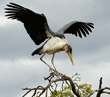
[[31, 40, 48, 56], [31, 46, 43, 56]]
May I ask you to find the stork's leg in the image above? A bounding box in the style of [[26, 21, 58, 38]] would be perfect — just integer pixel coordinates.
[[40, 54, 51, 68], [51, 54, 56, 71]]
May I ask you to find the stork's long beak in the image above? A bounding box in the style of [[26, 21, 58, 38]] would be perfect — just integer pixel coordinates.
[[67, 51, 74, 66]]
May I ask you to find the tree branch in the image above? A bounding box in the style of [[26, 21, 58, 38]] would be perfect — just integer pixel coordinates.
[[22, 66, 81, 97], [96, 77, 104, 97], [22, 67, 110, 97]]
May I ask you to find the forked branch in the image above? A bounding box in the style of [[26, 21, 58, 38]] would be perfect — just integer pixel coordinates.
[[22, 67, 81, 97], [22, 67, 110, 97]]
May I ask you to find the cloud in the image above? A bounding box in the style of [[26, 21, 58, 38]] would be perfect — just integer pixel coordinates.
[[0, 16, 18, 27], [0, 58, 49, 97]]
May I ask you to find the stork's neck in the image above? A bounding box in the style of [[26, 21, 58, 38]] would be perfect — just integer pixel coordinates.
[[64, 44, 72, 53]]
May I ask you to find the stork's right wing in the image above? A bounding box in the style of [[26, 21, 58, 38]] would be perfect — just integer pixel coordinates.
[[56, 21, 94, 38]]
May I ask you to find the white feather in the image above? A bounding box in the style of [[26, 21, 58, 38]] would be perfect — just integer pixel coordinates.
[[43, 37, 68, 54]]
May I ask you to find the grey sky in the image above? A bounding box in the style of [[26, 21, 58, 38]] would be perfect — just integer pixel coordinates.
[[0, 0, 110, 97]]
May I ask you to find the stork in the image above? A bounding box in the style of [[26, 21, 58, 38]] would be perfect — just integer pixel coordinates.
[[5, 3, 94, 69]]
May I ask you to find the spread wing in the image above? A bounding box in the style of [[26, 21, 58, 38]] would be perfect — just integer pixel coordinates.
[[5, 2, 52, 45], [56, 21, 94, 38]]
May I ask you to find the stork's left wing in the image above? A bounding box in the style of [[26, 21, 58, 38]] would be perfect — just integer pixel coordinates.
[[56, 21, 94, 38], [5, 2, 53, 45]]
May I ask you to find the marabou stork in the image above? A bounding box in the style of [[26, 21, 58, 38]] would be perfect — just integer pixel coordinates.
[[5, 3, 94, 69]]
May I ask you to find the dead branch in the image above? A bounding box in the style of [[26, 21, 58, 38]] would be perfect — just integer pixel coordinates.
[[22, 66, 110, 97], [96, 77, 103, 97], [88, 77, 110, 97], [22, 66, 81, 97]]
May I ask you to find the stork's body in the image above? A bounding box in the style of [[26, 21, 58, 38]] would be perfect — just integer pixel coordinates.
[[41, 37, 68, 55], [5, 3, 94, 69], [32, 36, 74, 69]]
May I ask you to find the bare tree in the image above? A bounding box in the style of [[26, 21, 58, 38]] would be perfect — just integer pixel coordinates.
[[22, 65, 110, 97]]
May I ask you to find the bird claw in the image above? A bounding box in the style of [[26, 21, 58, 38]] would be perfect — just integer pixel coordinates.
[[49, 67, 53, 72], [49, 66, 57, 73]]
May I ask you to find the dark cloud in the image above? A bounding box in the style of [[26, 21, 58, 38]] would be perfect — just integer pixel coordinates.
[[0, 25, 33, 59]]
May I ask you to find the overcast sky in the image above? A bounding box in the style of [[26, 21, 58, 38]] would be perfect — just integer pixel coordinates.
[[0, 0, 110, 97]]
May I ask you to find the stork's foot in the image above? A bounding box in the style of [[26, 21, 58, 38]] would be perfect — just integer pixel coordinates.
[[49, 66, 57, 73], [53, 66, 57, 71], [49, 68, 59, 78], [49, 66, 53, 72]]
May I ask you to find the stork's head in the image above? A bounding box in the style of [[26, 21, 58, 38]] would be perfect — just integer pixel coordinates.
[[64, 44, 74, 65]]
